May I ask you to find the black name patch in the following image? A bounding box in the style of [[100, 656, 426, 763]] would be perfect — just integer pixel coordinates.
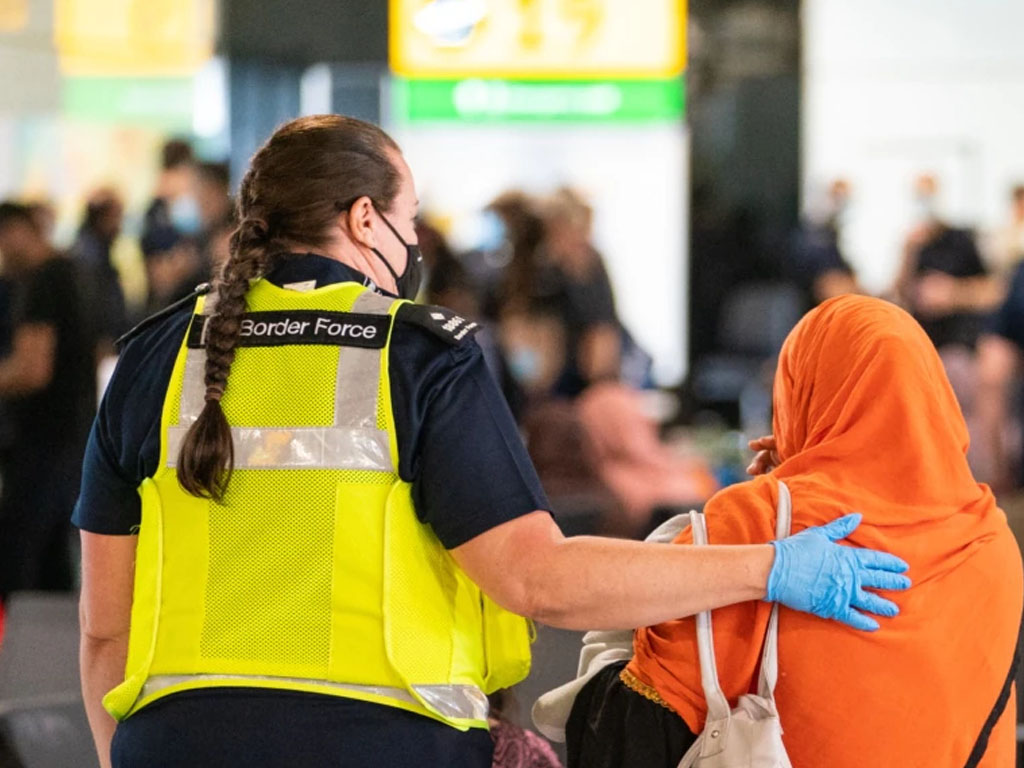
[[187, 311, 391, 349]]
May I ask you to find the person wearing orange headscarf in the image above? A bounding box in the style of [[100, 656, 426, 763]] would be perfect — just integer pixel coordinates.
[[566, 295, 1022, 767]]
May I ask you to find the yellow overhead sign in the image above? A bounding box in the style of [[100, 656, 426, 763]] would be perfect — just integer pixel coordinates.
[[390, 0, 686, 80], [54, 0, 215, 76]]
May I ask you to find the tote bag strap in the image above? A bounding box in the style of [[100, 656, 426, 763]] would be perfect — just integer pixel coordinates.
[[757, 480, 792, 700], [689, 510, 732, 723]]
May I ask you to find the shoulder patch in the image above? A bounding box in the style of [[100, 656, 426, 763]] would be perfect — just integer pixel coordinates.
[[396, 303, 482, 346]]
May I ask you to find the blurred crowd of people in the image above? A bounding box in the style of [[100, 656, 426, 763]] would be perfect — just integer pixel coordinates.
[[5, 135, 1024, 608], [0, 139, 718, 610], [419, 187, 716, 539], [0, 139, 235, 602], [787, 173, 1024, 493]]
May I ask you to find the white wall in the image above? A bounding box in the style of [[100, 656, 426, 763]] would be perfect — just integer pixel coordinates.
[[392, 123, 689, 385], [803, 0, 1024, 293]]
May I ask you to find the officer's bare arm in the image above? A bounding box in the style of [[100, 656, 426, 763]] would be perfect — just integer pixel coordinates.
[[79, 531, 136, 768], [450, 511, 774, 631], [0, 323, 56, 395]]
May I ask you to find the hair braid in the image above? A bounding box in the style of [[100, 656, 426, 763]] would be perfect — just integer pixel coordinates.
[[176, 204, 271, 499]]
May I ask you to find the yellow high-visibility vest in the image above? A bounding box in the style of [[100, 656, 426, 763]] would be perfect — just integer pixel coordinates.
[[103, 279, 532, 731]]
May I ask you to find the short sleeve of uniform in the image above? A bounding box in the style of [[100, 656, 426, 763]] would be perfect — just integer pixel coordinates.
[[72, 308, 193, 534], [388, 315, 551, 549], [988, 263, 1024, 350]]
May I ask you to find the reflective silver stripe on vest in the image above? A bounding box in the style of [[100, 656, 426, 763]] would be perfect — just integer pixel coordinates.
[[171, 287, 395, 472], [177, 284, 218, 428], [165, 425, 391, 470], [138, 675, 490, 722], [178, 347, 208, 427], [333, 291, 393, 431]]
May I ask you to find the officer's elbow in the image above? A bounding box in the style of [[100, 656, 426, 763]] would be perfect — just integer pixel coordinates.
[[491, 584, 537, 620], [474, 558, 589, 630], [469, 553, 556, 623], [520, 588, 573, 628], [476, 565, 544, 620], [451, 510, 567, 621], [484, 584, 556, 627], [501, 550, 576, 627]]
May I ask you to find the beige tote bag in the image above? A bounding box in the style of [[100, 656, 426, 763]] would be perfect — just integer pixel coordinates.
[[678, 481, 794, 768]]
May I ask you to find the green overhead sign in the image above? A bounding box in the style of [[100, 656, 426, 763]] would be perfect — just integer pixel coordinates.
[[392, 77, 685, 124], [62, 76, 193, 131]]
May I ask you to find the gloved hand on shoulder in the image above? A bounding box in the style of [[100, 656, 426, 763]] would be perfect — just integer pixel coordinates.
[[766, 513, 911, 631]]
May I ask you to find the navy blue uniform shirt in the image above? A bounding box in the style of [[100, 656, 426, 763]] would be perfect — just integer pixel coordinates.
[[73, 253, 550, 766]]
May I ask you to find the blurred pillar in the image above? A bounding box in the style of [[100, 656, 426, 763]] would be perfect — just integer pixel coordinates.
[[219, 0, 385, 66], [219, 0, 387, 185], [227, 59, 302, 186], [686, 0, 801, 368], [330, 65, 386, 127], [226, 61, 389, 186]]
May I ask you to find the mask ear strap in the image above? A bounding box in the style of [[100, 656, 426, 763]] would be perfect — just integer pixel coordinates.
[[371, 247, 402, 283], [369, 202, 412, 288], [372, 202, 410, 247]]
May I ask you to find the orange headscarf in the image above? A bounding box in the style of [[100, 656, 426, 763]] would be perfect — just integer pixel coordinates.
[[629, 296, 1022, 767]]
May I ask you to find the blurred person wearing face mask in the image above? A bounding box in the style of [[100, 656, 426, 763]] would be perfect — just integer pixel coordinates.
[[484, 191, 555, 320], [541, 188, 628, 397], [72, 187, 130, 348], [140, 139, 202, 312], [500, 304, 566, 400], [895, 174, 1002, 351], [195, 162, 235, 278], [141, 233, 203, 317], [789, 179, 861, 307], [895, 176, 1004, 457], [480, 193, 571, 409], [419, 219, 526, 418], [0, 202, 96, 601]]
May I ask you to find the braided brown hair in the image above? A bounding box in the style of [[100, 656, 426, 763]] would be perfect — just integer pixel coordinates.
[[176, 114, 401, 500]]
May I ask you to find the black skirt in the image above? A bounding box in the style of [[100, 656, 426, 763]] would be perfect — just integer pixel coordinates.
[[565, 661, 697, 768]]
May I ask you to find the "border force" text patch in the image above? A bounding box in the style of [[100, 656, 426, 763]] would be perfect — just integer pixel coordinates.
[[187, 311, 391, 350]]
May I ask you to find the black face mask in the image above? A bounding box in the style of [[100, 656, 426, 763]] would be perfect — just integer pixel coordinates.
[[371, 206, 423, 300]]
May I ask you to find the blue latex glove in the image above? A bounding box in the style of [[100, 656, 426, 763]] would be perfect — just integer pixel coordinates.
[[766, 513, 911, 631]]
